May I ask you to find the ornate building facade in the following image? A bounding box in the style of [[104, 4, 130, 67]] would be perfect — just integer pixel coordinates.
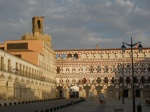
[[0, 16, 150, 100], [55, 48, 150, 99]]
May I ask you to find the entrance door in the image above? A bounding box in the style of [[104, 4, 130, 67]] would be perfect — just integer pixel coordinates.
[[60, 90, 62, 97], [124, 89, 128, 97], [136, 90, 141, 97]]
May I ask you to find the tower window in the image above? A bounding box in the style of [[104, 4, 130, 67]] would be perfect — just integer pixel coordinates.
[[37, 20, 41, 29]]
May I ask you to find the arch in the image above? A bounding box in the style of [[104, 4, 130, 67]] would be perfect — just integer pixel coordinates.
[[14, 78, 20, 99], [95, 85, 103, 97], [69, 85, 79, 98], [107, 86, 116, 99], [56, 86, 63, 97], [83, 85, 91, 97], [0, 74, 6, 99], [0, 75, 5, 81]]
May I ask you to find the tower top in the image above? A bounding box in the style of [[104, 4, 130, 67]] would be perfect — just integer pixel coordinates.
[[21, 16, 52, 46], [32, 16, 45, 34]]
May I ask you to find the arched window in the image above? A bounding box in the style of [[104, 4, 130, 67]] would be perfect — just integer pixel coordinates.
[[140, 76, 145, 83], [104, 77, 108, 83], [67, 53, 72, 58], [111, 77, 115, 83], [133, 77, 138, 83], [62, 54, 66, 59], [126, 64, 130, 73], [96, 77, 101, 83], [97, 66, 101, 73], [119, 77, 123, 83], [112, 66, 116, 73], [104, 66, 108, 73], [90, 66, 94, 73], [56, 54, 60, 58], [73, 53, 78, 59], [126, 77, 131, 83]]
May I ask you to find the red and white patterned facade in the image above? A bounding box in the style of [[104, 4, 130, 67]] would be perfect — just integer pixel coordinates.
[[55, 48, 150, 98]]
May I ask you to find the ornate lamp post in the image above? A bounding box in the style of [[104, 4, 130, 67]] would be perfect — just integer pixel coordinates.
[[121, 63, 125, 104], [121, 37, 142, 112]]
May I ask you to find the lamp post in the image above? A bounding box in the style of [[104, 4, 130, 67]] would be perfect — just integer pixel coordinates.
[[121, 37, 142, 112], [122, 63, 124, 104]]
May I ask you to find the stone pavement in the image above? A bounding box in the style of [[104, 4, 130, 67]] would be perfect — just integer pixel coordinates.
[[57, 97, 150, 112], [0, 97, 150, 112]]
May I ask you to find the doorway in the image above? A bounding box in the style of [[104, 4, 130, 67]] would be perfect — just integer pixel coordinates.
[[60, 90, 63, 97], [124, 89, 128, 97], [136, 90, 141, 97]]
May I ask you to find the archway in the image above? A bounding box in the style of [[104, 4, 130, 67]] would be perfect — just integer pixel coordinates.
[[26, 80, 31, 99], [83, 85, 91, 97], [69, 85, 79, 98], [14, 78, 20, 99], [56, 86, 63, 97], [107, 86, 116, 99], [0, 75, 6, 99], [95, 85, 103, 97], [20, 79, 26, 99], [7, 76, 14, 99]]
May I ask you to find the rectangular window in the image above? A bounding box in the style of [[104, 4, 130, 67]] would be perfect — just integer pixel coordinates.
[[7, 43, 28, 50], [20, 64, 22, 75], [8, 59, 11, 72], [1, 57, 4, 70]]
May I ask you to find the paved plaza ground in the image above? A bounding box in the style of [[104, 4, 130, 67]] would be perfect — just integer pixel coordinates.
[[57, 97, 150, 112], [0, 97, 149, 112]]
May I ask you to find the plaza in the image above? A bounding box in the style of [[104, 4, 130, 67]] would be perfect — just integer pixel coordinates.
[[0, 97, 149, 112], [0, 17, 150, 112]]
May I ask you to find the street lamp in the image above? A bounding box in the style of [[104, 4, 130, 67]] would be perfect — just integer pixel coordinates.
[[121, 63, 124, 104], [121, 37, 142, 112]]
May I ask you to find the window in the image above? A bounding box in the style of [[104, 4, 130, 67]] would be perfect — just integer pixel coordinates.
[[68, 53, 72, 58], [104, 77, 108, 83], [134, 77, 138, 83], [119, 77, 123, 83], [126, 65, 130, 73], [140, 76, 145, 83], [1, 57, 4, 70], [7, 43, 28, 50], [8, 59, 11, 72], [37, 20, 41, 29], [147, 65, 150, 72], [96, 77, 101, 83], [57, 67, 60, 73], [90, 66, 94, 73], [97, 66, 101, 73], [111, 77, 115, 83], [56, 54, 60, 58], [104, 66, 108, 73], [62, 54, 66, 59], [112, 66, 116, 73], [126, 77, 131, 83], [73, 53, 78, 59]]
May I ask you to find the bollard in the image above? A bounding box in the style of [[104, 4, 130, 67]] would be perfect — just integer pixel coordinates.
[[137, 102, 142, 112]]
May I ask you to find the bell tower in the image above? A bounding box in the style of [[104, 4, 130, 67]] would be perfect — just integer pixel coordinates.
[[32, 16, 44, 35]]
